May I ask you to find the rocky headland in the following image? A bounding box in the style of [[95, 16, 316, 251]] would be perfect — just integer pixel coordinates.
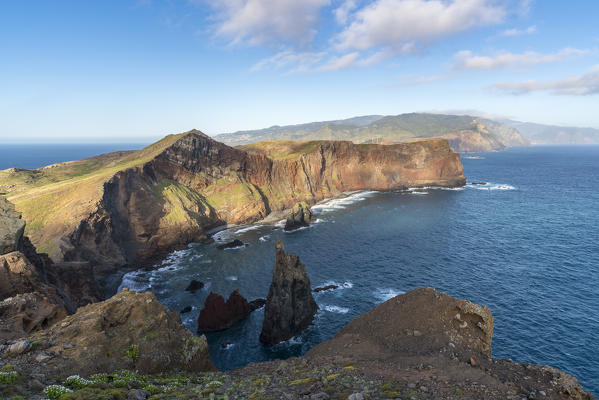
[[0, 131, 465, 301]]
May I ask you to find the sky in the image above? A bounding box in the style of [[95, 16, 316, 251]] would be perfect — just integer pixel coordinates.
[[1, 0, 599, 143]]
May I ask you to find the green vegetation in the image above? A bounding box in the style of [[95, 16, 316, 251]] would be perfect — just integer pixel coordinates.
[[240, 140, 324, 160], [220, 113, 489, 146], [43, 384, 72, 399], [24, 360, 431, 399], [124, 345, 140, 364]]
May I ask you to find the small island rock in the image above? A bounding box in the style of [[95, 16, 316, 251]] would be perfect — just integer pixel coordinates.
[[284, 202, 315, 231], [197, 290, 254, 333], [260, 241, 318, 345]]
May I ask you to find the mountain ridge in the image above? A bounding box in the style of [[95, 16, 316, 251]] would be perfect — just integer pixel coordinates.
[[215, 112, 530, 152]]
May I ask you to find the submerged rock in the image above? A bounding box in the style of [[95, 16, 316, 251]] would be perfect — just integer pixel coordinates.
[[180, 306, 192, 314], [314, 284, 339, 293], [260, 241, 318, 345], [216, 239, 246, 250], [197, 290, 256, 333], [249, 298, 266, 311], [185, 280, 204, 293], [284, 202, 315, 231], [5, 288, 214, 378]]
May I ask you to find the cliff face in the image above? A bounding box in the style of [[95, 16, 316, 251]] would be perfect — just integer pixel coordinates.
[[3, 131, 465, 296]]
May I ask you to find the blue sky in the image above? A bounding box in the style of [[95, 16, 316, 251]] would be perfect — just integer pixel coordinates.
[[1, 0, 599, 143]]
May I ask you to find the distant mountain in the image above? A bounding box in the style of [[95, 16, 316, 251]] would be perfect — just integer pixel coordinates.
[[215, 113, 530, 153], [500, 120, 599, 145]]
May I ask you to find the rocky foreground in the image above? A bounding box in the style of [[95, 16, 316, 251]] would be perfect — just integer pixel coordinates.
[[0, 286, 593, 399]]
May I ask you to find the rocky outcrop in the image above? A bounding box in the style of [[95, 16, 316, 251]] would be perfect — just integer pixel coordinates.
[[0, 197, 25, 254], [260, 241, 318, 345], [308, 287, 493, 359], [306, 288, 593, 400], [284, 202, 315, 231], [0, 198, 76, 340], [0, 292, 67, 341], [197, 290, 264, 333], [4, 288, 214, 379]]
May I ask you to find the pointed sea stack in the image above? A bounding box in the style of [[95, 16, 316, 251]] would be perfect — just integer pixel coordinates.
[[260, 241, 318, 345]]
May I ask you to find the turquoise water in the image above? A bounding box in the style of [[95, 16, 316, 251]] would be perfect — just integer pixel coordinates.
[[121, 146, 599, 395]]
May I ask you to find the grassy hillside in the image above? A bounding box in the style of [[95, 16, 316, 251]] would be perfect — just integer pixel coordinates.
[[0, 133, 186, 255]]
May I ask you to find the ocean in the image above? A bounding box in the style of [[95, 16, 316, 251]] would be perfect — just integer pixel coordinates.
[[2, 144, 598, 395]]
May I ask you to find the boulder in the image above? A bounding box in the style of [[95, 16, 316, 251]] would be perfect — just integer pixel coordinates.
[[0, 197, 25, 255], [260, 241, 318, 345], [197, 290, 254, 333], [307, 287, 493, 359], [284, 202, 315, 231], [7, 288, 215, 379]]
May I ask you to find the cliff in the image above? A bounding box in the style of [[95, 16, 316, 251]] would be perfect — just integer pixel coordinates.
[[0, 131, 464, 297], [216, 113, 530, 153]]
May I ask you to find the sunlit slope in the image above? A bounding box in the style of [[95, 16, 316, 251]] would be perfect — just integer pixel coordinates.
[[0, 133, 186, 255]]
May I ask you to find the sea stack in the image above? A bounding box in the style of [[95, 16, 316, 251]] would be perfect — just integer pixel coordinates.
[[260, 241, 318, 345], [284, 202, 315, 231], [197, 290, 252, 333]]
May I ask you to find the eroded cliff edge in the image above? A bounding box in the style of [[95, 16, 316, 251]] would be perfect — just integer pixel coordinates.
[[1, 131, 465, 297]]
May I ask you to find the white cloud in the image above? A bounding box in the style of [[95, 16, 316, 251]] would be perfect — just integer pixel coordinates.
[[334, 0, 358, 24], [501, 25, 536, 36], [333, 0, 507, 53], [210, 0, 330, 46], [492, 65, 599, 95], [251, 50, 327, 73], [318, 50, 388, 70], [454, 48, 588, 70]]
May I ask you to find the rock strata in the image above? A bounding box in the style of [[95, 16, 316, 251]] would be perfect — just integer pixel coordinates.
[[5, 288, 214, 379], [284, 202, 315, 231], [260, 241, 318, 345], [197, 290, 257, 333]]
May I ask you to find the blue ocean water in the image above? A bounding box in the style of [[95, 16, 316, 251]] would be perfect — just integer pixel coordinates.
[[2, 144, 597, 394], [120, 146, 599, 395], [0, 144, 145, 170]]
